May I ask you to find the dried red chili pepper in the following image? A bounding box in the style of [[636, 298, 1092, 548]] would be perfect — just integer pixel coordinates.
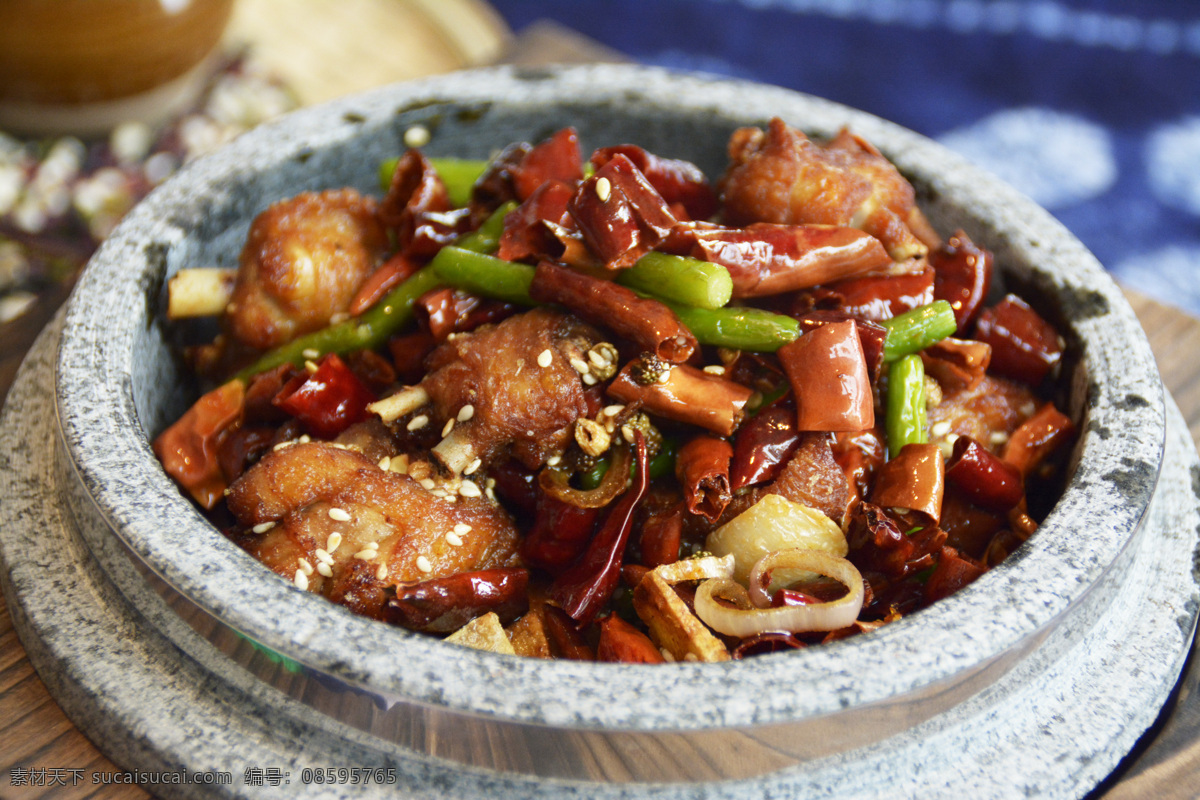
[[805, 265, 934, 322], [415, 286, 518, 342], [521, 492, 602, 573], [349, 253, 424, 316], [272, 353, 377, 439], [153, 379, 245, 509], [920, 337, 991, 393], [569, 153, 677, 269], [869, 442, 945, 525], [607, 358, 754, 437], [945, 435, 1024, 512], [512, 127, 583, 201], [931, 230, 993, 334], [1002, 402, 1075, 479], [596, 615, 666, 663], [729, 403, 802, 491], [497, 179, 577, 263], [550, 432, 650, 627], [674, 435, 733, 521], [778, 320, 874, 432], [638, 503, 683, 568], [591, 144, 718, 221], [924, 546, 987, 603], [974, 294, 1063, 385], [379, 149, 450, 247], [384, 568, 530, 633]]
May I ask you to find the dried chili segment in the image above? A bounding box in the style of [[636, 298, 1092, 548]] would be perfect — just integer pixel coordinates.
[[946, 436, 1024, 512], [607, 356, 754, 437], [931, 230, 993, 333], [273, 353, 377, 440], [675, 435, 734, 522], [974, 294, 1063, 385], [778, 320, 874, 432], [569, 153, 677, 269], [729, 403, 802, 491], [591, 144, 718, 221], [384, 568, 530, 633]]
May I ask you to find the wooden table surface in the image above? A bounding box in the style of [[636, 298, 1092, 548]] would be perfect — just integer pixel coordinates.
[[2, 7, 1199, 799]]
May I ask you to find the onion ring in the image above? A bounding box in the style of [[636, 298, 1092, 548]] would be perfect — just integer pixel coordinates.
[[538, 439, 632, 509], [694, 549, 864, 637]]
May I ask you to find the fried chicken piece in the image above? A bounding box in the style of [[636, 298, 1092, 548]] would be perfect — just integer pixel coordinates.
[[226, 441, 521, 619], [372, 307, 601, 474], [720, 117, 931, 261], [226, 188, 388, 351]]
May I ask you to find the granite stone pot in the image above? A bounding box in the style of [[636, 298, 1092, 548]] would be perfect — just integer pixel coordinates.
[[48, 64, 1190, 794]]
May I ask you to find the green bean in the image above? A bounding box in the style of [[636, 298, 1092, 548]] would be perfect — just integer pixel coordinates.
[[378, 156, 490, 208], [617, 252, 733, 310], [234, 265, 441, 382], [454, 201, 516, 255], [430, 246, 537, 306], [881, 300, 957, 363], [886, 353, 927, 459], [667, 303, 800, 352]]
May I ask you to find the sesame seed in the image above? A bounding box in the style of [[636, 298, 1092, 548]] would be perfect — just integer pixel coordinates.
[[326, 532, 343, 552], [454, 523, 472, 535], [298, 558, 314, 576], [298, 435, 311, 444], [603, 404, 624, 417], [442, 418, 455, 437], [389, 454, 410, 474], [582, 373, 598, 386], [328, 507, 351, 522], [464, 457, 482, 475], [302, 348, 320, 360], [294, 570, 309, 590], [251, 521, 276, 534], [931, 421, 952, 437], [416, 556, 433, 573], [445, 531, 463, 547], [378, 456, 392, 471], [683, 653, 699, 662], [459, 479, 482, 498], [570, 357, 590, 374], [595, 176, 612, 202], [354, 549, 376, 561], [621, 425, 635, 442], [376, 563, 389, 581], [457, 404, 475, 422], [990, 431, 1010, 446], [546, 454, 562, 466], [407, 414, 430, 431], [366, 540, 379, 551], [419, 477, 436, 491], [703, 365, 726, 376], [891, 507, 911, 516], [316, 562, 333, 578], [588, 350, 608, 368], [537, 348, 553, 368], [404, 125, 431, 148], [660, 648, 675, 662], [305, 360, 319, 373], [315, 548, 334, 565]]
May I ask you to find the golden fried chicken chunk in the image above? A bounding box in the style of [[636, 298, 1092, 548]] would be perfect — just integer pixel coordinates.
[[226, 441, 521, 618], [720, 117, 932, 261], [226, 188, 388, 350]]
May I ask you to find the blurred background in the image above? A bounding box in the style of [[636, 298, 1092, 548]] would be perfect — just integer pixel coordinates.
[[1, 0, 1197, 362]]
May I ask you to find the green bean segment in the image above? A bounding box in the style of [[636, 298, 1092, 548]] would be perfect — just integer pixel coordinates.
[[234, 265, 441, 382], [455, 201, 516, 255], [617, 252, 733, 310], [668, 303, 800, 352], [881, 299, 957, 363], [430, 246, 537, 306], [886, 353, 928, 459]]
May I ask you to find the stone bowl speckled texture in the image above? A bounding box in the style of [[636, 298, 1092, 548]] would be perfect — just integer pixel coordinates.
[[52, 65, 1172, 784]]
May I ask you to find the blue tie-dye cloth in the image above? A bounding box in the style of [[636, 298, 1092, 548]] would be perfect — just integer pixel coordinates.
[[489, 0, 1200, 316]]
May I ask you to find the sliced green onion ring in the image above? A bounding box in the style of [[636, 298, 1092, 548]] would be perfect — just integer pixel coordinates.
[[694, 549, 865, 637]]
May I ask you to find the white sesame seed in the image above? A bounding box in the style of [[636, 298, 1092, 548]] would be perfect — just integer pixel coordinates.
[[442, 418, 455, 437], [305, 360, 319, 373], [570, 357, 590, 374], [315, 548, 334, 565], [595, 176, 612, 202], [454, 523, 472, 535], [298, 558, 313, 576], [404, 125, 431, 148], [328, 507, 351, 522], [703, 365, 726, 376], [588, 350, 608, 368], [457, 404, 475, 422], [316, 562, 333, 578], [990, 431, 1010, 446], [366, 540, 379, 551], [326, 532, 343, 553], [582, 373, 598, 386], [683, 653, 699, 662], [298, 435, 311, 444], [407, 414, 429, 431], [459, 479, 482, 498], [537, 348, 553, 368], [603, 404, 624, 417], [546, 454, 562, 467], [302, 348, 320, 360], [378, 456, 392, 471], [389, 454, 410, 474], [660, 648, 675, 662], [294, 570, 309, 590], [376, 563, 389, 581], [416, 556, 433, 573], [445, 532, 463, 547], [621, 425, 635, 443], [419, 477, 436, 491], [1020, 402, 1037, 417], [931, 421, 952, 437], [251, 521, 276, 534], [464, 458, 482, 475], [891, 507, 911, 516], [354, 549, 376, 561]]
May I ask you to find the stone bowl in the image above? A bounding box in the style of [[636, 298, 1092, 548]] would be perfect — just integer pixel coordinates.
[[52, 64, 1173, 789]]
